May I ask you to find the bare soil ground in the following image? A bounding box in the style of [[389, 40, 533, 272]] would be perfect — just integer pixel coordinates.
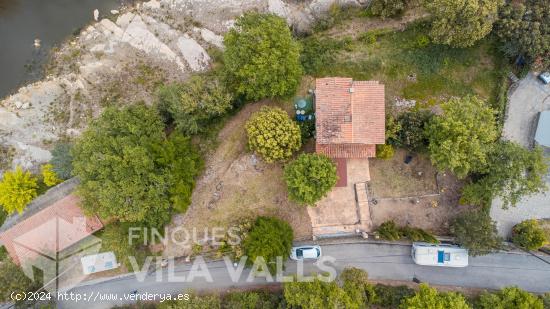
[[368, 148, 438, 198], [368, 148, 467, 235], [164, 101, 312, 257]]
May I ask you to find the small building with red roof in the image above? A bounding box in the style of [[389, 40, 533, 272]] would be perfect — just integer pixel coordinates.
[[315, 77, 385, 186], [0, 178, 103, 265]]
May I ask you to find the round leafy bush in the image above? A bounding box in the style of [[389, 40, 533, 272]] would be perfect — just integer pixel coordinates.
[[376, 221, 401, 241], [223, 12, 302, 100], [376, 144, 395, 159], [243, 216, 293, 273], [246, 106, 301, 163], [284, 153, 337, 205], [512, 219, 548, 251]]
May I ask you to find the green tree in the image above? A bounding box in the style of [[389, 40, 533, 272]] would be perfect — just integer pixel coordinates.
[[49, 142, 73, 180], [284, 154, 337, 205], [427, 96, 498, 178], [98, 222, 151, 270], [0, 166, 38, 214], [72, 104, 201, 228], [450, 209, 502, 256], [158, 293, 221, 309], [157, 76, 232, 135], [396, 110, 432, 151], [222, 291, 281, 309], [461, 142, 548, 208], [512, 220, 548, 251], [243, 216, 293, 273], [400, 283, 470, 309], [370, 0, 407, 18], [495, 1, 550, 66], [284, 278, 357, 309], [376, 144, 395, 159], [246, 106, 301, 163], [0, 259, 39, 302], [424, 0, 501, 48], [478, 286, 543, 309], [223, 12, 302, 100], [340, 268, 377, 307], [41, 164, 62, 187]]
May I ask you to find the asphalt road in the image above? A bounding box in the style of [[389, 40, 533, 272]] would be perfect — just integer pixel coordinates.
[[59, 243, 550, 308]]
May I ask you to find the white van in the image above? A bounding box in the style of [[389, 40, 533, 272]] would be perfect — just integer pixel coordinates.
[[411, 242, 468, 267]]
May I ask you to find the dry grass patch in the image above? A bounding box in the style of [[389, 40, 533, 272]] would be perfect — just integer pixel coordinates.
[[368, 148, 438, 198], [164, 101, 311, 257]]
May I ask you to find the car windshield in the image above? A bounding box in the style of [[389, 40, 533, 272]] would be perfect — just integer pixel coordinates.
[[296, 249, 304, 258]]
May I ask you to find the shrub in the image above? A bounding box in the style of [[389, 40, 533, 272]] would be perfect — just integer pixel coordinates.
[[370, 0, 407, 19], [72, 104, 202, 228], [223, 291, 281, 309], [49, 142, 73, 180], [283, 278, 355, 309], [157, 76, 232, 135], [424, 0, 501, 48], [396, 110, 432, 151], [495, 1, 550, 67], [223, 13, 302, 100], [158, 292, 221, 309], [376, 221, 438, 243], [461, 142, 548, 208], [41, 164, 62, 187], [400, 283, 470, 309], [477, 287, 543, 309], [377, 221, 401, 241], [376, 144, 395, 159], [0, 258, 40, 302], [243, 216, 293, 273], [340, 268, 377, 306], [450, 209, 502, 256], [400, 226, 438, 243], [245, 106, 301, 163], [426, 96, 498, 178], [284, 153, 338, 205], [0, 166, 38, 214], [98, 222, 151, 270], [374, 284, 415, 308], [512, 220, 548, 251], [298, 120, 316, 142]]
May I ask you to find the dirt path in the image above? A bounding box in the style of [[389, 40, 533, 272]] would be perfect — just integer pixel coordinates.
[[164, 101, 312, 257]]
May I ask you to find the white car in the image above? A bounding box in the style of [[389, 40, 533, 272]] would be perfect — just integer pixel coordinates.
[[539, 72, 550, 84], [290, 245, 322, 261]]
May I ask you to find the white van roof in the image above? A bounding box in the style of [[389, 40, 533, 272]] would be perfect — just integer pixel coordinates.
[[81, 251, 119, 275], [412, 242, 468, 267]]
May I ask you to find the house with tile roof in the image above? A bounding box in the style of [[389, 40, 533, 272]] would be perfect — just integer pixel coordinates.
[[0, 178, 103, 265], [315, 77, 385, 186]]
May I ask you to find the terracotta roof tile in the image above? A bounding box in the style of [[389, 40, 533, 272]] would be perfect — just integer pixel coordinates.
[[315, 77, 385, 147], [0, 194, 103, 265], [316, 143, 376, 158]]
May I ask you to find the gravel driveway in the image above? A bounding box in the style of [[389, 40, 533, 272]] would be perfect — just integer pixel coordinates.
[[490, 73, 550, 237]]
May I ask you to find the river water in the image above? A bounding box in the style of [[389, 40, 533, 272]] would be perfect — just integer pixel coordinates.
[[0, 0, 133, 98]]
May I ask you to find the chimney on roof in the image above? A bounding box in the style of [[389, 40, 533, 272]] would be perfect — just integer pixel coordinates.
[[349, 88, 354, 93]]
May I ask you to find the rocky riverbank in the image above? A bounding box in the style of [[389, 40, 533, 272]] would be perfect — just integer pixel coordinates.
[[0, 0, 369, 175]]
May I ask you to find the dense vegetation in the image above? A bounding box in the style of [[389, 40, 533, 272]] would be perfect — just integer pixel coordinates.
[[242, 216, 293, 273], [245, 106, 301, 163], [427, 96, 498, 179], [72, 104, 202, 228], [376, 220, 439, 243], [495, 0, 550, 67], [157, 75, 232, 135], [0, 166, 38, 214], [223, 12, 302, 100], [512, 219, 548, 251], [450, 209, 502, 256], [284, 154, 338, 205], [424, 0, 501, 48]]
